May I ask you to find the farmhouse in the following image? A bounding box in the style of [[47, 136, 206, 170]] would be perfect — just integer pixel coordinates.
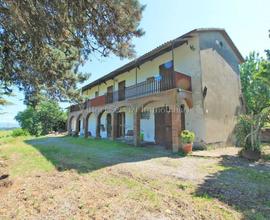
[[67, 28, 244, 151]]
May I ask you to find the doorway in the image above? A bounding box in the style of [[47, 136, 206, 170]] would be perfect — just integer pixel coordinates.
[[116, 112, 125, 137], [154, 107, 172, 148]]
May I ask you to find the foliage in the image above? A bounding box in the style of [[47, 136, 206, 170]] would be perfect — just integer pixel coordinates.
[[240, 52, 270, 114], [180, 130, 195, 144], [235, 108, 270, 152], [256, 48, 270, 86], [235, 115, 258, 150], [15, 100, 67, 136], [0, 0, 144, 106], [11, 128, 29, 137], [238, 32, 270, 152]]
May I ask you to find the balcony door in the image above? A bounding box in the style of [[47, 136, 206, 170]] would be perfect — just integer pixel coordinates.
[[159, 60, 174, 91], [107, 86, 113, 103], [118, 80, 125, 101]]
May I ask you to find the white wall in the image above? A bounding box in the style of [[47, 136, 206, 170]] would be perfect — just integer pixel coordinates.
[[140, 111, 155, 142], [88, 114, 96, 137], [100, 112, 108, 138]]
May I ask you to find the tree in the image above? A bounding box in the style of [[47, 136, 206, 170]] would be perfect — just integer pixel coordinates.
[[15, 100, 67, 136], [237, 46, 270, 153], [256, 49, 270, 86], [240, 52, 270, 114], [0, 0, 144, 106]]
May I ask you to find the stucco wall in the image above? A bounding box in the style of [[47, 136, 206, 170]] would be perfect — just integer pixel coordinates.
[[199, 31, 242, 144], [174, 35, 205, 143], [88, 114, 96, 137]]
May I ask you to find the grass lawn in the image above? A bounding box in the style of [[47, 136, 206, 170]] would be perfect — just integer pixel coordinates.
[[0, 132, 270, 219]]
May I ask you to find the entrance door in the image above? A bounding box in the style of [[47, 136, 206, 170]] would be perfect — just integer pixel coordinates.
[[106, 114, 112, 138], [118, 81, 125, 101], [154, 107, 172, 148], [117, 112, 125, 137]]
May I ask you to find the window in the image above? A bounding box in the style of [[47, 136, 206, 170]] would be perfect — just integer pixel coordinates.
[[95, 91, 99, 97]]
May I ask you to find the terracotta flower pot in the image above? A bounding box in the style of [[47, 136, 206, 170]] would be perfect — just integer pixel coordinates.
[[182, 143, 193, 154]]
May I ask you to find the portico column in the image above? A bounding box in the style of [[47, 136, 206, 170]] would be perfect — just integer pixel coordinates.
[[171, 106, 181, 152], [75, 117, 80, 135], [67, 117, 71, 135], [84, 116, 88, 138], [111, 112, 117, 140], [133, 108, 141, 147], [95, 114, 101, 139]]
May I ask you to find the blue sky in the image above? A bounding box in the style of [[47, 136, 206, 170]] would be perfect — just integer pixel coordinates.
[[1, 0, 269, 127]]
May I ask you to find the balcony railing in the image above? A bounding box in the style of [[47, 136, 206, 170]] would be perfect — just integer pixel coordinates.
[[70, 72, 191, 112]]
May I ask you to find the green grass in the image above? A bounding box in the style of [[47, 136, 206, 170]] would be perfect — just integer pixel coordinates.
[[1, 134, 270, 219], [0, 135, 173, 176]]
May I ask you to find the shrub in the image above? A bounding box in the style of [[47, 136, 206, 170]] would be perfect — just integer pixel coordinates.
[[180, 130, 195, 144], [11, 128, 29, 137], [235, 115, 261, 152]]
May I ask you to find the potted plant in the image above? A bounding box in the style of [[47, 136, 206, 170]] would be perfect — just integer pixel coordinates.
[[180, 130, 195, 154]]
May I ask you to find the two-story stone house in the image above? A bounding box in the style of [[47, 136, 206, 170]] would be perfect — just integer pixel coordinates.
[[67, 28, 244, 152]]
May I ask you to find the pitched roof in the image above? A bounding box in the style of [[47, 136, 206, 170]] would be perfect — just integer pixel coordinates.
[[82, 28, 244, 91]]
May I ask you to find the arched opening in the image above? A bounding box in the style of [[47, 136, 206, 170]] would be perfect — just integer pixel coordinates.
[[97, 110, 105, 138], [87, 113, 96, 137], [69, 116, 75, 134], [84, 112, 92, 137], [76, 114, 84, 136]]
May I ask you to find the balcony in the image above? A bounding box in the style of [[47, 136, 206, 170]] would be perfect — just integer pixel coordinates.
[[105, 71, 191, 104], [70, 72, 191, 112]]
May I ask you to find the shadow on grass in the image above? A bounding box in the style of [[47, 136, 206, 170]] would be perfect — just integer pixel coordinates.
[[25, 135, 181, 174], [195, 155, 270, 219]]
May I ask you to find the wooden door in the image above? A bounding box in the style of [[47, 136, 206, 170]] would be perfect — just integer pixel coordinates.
[[118, 81, 125, 101], [117, 112, 125, 137], [159, 60, 174, 91], [155, 107, 172, 148]]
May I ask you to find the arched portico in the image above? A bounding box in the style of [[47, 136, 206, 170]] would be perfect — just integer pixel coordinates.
[[76, 114, 84, 136]]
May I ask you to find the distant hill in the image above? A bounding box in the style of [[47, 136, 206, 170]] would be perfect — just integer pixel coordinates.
[[0, 122, 20, 130]]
